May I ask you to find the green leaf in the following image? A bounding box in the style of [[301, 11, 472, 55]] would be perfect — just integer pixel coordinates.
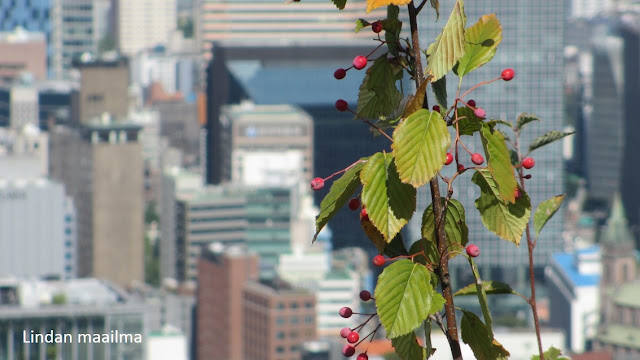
[[421, 198, 468, 258], [515, 113, 540, 130], [367, 0, 410, 14], [461, 310, 510, 360], [391, 332, 429, 360], [360, 153, 416, 241], [430, 0, 440, 19], [332, 0, 347, 10], [454, 14, 502, 77], [487, 119, 512, 129], [425, 0, 466, 81], [392, 109, 451, 187], [313, 160, 366, 242], [534, 195, 565, 237], [403, 79, 428, 118], [531, 346, 570, 360], [383, 6, 403, 56], [432, 76, 447, 109], [480, 123, 518, 203], [455, 107, 483, 136], [375, 259, 435, 338], [408, 238, 440, 266], [357, 56, 403, 119], [468, 257, 493, 336], [355, 19, 370, 33], [454, 280, 515, 296], [472, 169, 531, 245], [509, 149, 519, 166], [528, 131, 575, 154], [384, 232, 410, 258]]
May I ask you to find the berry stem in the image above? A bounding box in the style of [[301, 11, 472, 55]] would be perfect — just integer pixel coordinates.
[[354, 324, 382, 347], [323, 159, 367, 182], [364, 42, 386, 59], [458, 76, 503, 100], [352, 313, 377, 332], [347, 109, 394, 142]]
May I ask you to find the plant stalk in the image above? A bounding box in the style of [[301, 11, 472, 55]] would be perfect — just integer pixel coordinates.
[[408, 3, 463, 359]]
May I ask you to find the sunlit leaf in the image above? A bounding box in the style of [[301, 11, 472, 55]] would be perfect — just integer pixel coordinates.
[[367, 0, 410, 14], [454, 14, 502, 77], [430, 0, 440, 19], [355, 19, 370, 33], [480, 123, 518, 203], [425, 0, 466, 81], [515, 113, 540, 130], [392, 109, 451, 187], [454, 280, 515, 296], [534, 195, 565, 237], [528, 131, 575, 154], [531, 346, 570, 360]]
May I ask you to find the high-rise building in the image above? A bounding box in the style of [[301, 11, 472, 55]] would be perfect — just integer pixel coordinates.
[[58, 0, 100, 74], [0, 27, 47, 83], [113, 0, 177, 56], [49, 119, 144, 288], [417, 1, 566, 287], [196, 244, 259, 360]]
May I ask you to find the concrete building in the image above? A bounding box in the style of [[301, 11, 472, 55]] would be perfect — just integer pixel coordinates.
[[0, 27, 47, 83], [196, 244, 259, 360], [113, 0, 177, 56], [151, 100, 201, 167], [243, 278, 317, 360], [131, 49, 201, 102], [58, 0, 100, 75], [71, 58, 129, 126], [0, 277, 146, 360], [546, 245, 601, 353], [146, 325, 188, 360], [49, 119, 144, 288]]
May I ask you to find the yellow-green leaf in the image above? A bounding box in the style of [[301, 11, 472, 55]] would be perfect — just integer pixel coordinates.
[[375, 259, 435, 338], [392, 109, 451, 187], [425, 0, 466, 81], [455, 14, 502, 77], [360, 153, 416, 241], [366, 0, 411, 14], [403, 79, 429, 118], [534, 195, 565, 237], [391, 332, 429, 360], [454, 280, 515, 296], [480, 123, 517, 203], [461, 310, 510, 360], [421, 198, 468, 258], [455, 107, 483, 136], [357, 56, 403, 119], [472, 169, 531, 245]]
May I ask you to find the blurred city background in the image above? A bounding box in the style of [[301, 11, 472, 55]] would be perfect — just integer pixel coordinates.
[[0, 0, 639, 359]]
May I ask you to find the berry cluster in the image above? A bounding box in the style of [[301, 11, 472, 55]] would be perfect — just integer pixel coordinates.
[[337, 290, 379, 358]]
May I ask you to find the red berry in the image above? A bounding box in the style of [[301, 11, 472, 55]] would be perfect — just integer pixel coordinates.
[[501, 68, 515, 81], [340, 327, 351, 338], [353, 55, 368, 70], [432, 105, 440, 112], [445, 152, 453, 165], [347, 331, 360, 344], [471, 153, 484, 165], [457, 164, 465, 173], [371, 21, 383, 33], [348, 198, 360, 211], [359, 290, 372, 301], [342, 345, 356, 357], [522, 157, 535, 169], [467, 99, 476, 107], [311, 177, 324, 191], [357, 354, 369, 360], [334, 68, 347, 80], [336, 99, 349, 112], [339, 307, 353, 318], [515, 188, 521, 200], [360, 208, 368, 220], [372, 255, 385, 266], [474, 108, 486, 119], [466, 244, 480, 257]]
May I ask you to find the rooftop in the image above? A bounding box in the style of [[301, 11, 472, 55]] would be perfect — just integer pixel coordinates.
[[552, 250, 600, 287], [597, 324, 640, 349], [611, 282, 640, 308]]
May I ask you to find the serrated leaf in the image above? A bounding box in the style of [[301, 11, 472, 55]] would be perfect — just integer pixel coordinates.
[[313, 160, 366, 242], [375, 259, 435, 338], [360, 153, 416, 241], [461, 310, 510, 360], [403, 79, 429, 117], [430, 0, 440, 19], [454, 280, 515, 296], [367, 0, 409, 14], [515, 113, 540, 130], [383, 6, 403, 56], [421, 198, 468, 258], [355, 19, 370, 33], [454, 14, 502, 77], [384, 232, 409, 258], [509, 149, 519, 166], [534, 195, 565, 237], [531, 346, 570, 360], [425, 0, 466, 81], [528, 131, 575, 154], [332, 0, 347, 10], [472, 169, 531, 245], [392, 109, 451, 187], [432, 76, 447, 109], [455, 107, 483, 136], [487, 119, 512, 129], [468, 257, 493, 336], [391, 332, 429, 360], [357, 56, 403, 119], [480, 123, 518, 203], [409, 238, 440, 266], [361, 212, 387, 253]]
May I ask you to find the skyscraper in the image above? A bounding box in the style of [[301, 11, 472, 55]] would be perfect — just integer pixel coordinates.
[[113, 0, 177, 56], [418, 1, 566, 287]]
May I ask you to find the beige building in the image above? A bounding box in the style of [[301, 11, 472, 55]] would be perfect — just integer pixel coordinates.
[[113, 0, 177, 56], [49, 119, 144, 288], [0, 28, 46, 83]]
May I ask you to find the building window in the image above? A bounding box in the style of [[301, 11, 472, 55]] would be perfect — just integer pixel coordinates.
[[290, 302, 298, 309], [276, 317, 284, 325], [276, 346, 285, 353], [277, 302, 285, 310], [305, 302, 313, 308], [290, 317, 298, 324], [305, 316, 314, 323], [276, 331, 285, 339]]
